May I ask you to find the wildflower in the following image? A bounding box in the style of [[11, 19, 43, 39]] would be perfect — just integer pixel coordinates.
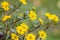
[[16, 26, 25, 35], [19, 0, 27, 5], [16, 23, 29, 35], [39, 18, 44, 26], [1, 1, 9, 11], [11, 33, 19, 40], [38, 30, 47, 40], [20, 23, 29, 32], [28, 11, 37, 21], [45, 13, 59, 22], [2, 15, 11, 22], [25, 33, 36, 40], [52, 14, 59, 22], [45, 13, 53, 20]]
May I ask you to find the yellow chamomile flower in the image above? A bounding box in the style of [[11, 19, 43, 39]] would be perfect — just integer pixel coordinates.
[[39, 18, 44, 26], [2, 15, 11, 22], [11, 33, 19, 40], [16, 23, 29, 35], [45, 13, 59, 22], [19, 0, 27, 5], [28, 11, 37, 21], [25, 33, 36, 40], [1, 1, 9, 11], [38, 30, 47, 40]]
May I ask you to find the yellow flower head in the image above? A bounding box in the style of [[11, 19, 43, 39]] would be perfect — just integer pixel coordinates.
[[1, 1, 9, 11], [11, 33, 19, 40], [20, 23, 29, 32], [16, 23, 29, 35], [45, 12, 53, 20], [19, 0, 27, 5], [38, 30, 47, 40], [45, 12, 59, 22], [25, 33, 36, 40], [39, 18, 44, 26], [28, 11, 37, 21], [52, 14, 59, 22], [16, 26, 25, 35], [2, 15, 11, 22]]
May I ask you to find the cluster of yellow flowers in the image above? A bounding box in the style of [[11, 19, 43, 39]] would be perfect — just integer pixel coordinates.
[[45, 13, 59, 22], [16, 22, 29, 35], [11, 33, 19, 40], [1, 1, 10, 11], [11, 30, 47, 40], [1, 0, 27, 11], [1, 0, 60, 40], [2, 15, 11, 22]]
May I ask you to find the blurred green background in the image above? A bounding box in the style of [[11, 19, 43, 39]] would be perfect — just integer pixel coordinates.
[[0, 0, 60, 40]]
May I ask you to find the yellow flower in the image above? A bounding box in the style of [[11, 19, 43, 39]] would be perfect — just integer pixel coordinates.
[[45, 13, 53, 20], [45, 13, 59, 22], [39, 18, 44, 26], [20, 23, 29, 32], [52, 14, 59, 22], [2, 15, 11, 22], [16, 26, 25, 35], [19, 0, 27, 5], [25, 33, 36, 40], [1, 1, 9, 11], [16, 23, 29, 35], [11, 33, 19, 40], [38, 30, 47, 40], [28, 11, 37, 21]]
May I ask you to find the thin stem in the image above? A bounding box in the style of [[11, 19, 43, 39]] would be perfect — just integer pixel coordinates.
[[28, 25, 40, 33], [11, 18, 22, 25], [11, 18, 22, 28], [44, 21, 53, 31], [5, 21, 9, 40]]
